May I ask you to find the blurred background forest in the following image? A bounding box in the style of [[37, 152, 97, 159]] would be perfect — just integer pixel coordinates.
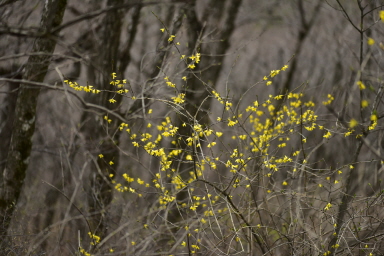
[[1, 0, 384, 255]]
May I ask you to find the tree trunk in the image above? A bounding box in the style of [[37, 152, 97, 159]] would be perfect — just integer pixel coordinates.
[[0, 0, 67, 239], [79, 0, 127, 243], [169, 0, 243, 226]]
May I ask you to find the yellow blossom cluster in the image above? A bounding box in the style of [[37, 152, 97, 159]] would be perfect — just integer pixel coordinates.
[[72, 60, 382, 254], [322, 94, 334, 105], [263, 65, 288, 86], [64, 79, 100, 93]]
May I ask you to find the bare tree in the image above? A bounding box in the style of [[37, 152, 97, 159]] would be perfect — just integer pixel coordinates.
[[0, 0, 67, 243]]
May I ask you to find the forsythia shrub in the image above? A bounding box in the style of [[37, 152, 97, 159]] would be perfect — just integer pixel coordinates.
[[70, 25, 383, 256]]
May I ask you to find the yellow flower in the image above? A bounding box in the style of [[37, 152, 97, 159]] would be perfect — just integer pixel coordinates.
[[98, 154, 104, 158], [228, 119, 237, 127], [380, 10, 384, 21], [207, 142, 216, 148], [324, 202, 332, 211], [160, 28, 165, 32], [171, 93, 185, 104], [225, 101, 232, 110], [349, 118, 358, 128], [216, 132, 223, 137], [323, 131, 332, 139], [166, 81, 175, 88], [357, 81, 366, 90], [282, 181, 288, 186], [168, 35, 175, 42], [274, 95, 283, 100], [186, 155, 193, 160], [270, 70, 280, 77], [367, 37, 375, 45], [109, 98, 117, 103], [182, 76, 187, 81], [369, 121, 377, 130], [266, 81, 272, 86], [361, 100, 369, 108], [239, 135, 246, 140], [322, 94, 334, 105], [112, 72, 116, 79]]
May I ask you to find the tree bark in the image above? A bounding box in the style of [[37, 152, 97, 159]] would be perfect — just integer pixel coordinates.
[[0, 0, 67, 238], [0, 67, 21, 173], [78, 0, 128, 243], [177, 0, 242, 140], [168, 0, 243, 228]]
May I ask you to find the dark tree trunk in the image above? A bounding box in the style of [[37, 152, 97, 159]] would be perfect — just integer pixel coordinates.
[[0, 67, 21, 172], [0, 0, 67, 240], [177, 0, 243, 141], [168, 0, 243, 226], [78, 0, 133, 243]]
